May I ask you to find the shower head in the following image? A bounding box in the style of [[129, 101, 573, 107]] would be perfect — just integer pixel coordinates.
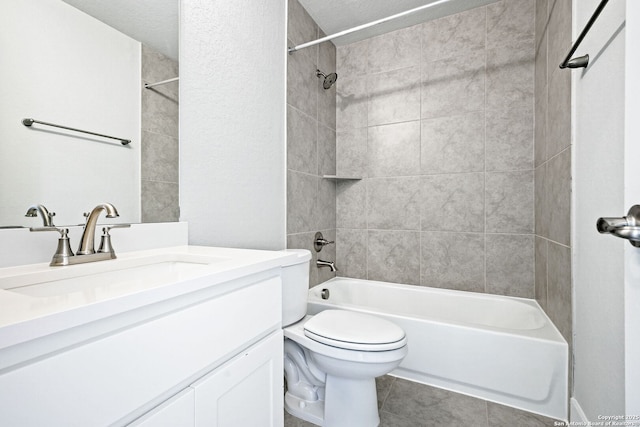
[[316, 69, 338, 90]]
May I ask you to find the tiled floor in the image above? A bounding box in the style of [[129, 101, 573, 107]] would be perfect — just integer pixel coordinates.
[[284, 376, 561, 427]]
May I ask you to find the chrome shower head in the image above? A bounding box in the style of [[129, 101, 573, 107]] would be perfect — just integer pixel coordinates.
[[316, 69, 338, 90]]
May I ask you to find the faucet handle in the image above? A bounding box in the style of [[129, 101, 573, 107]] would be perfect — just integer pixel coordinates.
[[313, 231, 335, 252], [97, 224, 130, 255], [30, 227, 75, 265], [29, 226, 66, 235]]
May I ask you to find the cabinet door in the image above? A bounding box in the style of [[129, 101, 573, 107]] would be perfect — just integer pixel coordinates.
[[128, 389, 195, 427], [193, 331, 283, 427]]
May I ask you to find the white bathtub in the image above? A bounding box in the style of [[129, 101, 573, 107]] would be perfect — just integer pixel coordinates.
[[307, 277, 568, 421]]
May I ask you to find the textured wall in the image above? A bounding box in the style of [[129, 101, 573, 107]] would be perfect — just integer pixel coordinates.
[[286, 0, 337, 286], [180, 0, 287, 250], [141, 45, 180, 223], [335, 0, 537, 298]]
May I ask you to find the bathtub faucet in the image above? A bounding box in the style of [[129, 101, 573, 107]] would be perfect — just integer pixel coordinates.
[[317, 259, 338, 272]]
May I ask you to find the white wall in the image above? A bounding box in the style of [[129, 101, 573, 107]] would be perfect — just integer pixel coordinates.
[[0, 0, 141, 226], [573, 0, 626, 419], [180, 0, 287, 250]]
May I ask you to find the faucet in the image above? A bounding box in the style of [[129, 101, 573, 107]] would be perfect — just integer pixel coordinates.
[[25, 204, 55, 227], [77, 203, 119, 255], [317, 259, 338, 272]]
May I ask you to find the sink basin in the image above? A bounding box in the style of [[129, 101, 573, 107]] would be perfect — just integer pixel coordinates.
[[2, 253, 227, 299]]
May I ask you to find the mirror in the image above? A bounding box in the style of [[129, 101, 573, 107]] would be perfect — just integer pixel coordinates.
[[0, 0, 178, 228]]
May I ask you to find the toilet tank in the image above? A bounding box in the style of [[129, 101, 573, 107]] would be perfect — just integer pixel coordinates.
[[281, 249, 311, 326]]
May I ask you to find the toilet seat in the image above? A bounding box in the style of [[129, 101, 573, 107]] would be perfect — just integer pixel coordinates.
[[303, 310, 406, 351]]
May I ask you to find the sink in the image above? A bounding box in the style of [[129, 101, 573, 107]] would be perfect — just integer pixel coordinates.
[[2, 253, 228, 299]]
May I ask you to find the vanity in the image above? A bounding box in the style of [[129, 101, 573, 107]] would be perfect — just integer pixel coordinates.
[[0, 245, 295, 426]]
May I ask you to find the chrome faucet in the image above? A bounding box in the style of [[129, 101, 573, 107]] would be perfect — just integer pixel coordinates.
[[77, 203, 119, 255], [317, 259, 338, 272], [25, 204, 55, 227]]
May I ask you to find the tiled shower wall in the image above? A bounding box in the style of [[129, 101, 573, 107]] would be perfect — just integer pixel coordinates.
[[335, 0, 538, 298], [534, 0, 572, 356], [286, 0, 337, 287], [141, 45, 180, 223]]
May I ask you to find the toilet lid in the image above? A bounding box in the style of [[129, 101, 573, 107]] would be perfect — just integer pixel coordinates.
[[304, 310, 406, 351]]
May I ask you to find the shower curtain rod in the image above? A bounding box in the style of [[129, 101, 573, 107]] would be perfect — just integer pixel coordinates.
[[288, 0, 454, 54], [144, 77, 179, 89]]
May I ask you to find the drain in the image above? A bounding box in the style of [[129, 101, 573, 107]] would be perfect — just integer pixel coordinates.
[[321, 288, 330, 300]]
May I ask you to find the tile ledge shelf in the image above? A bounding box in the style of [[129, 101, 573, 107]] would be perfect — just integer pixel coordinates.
[[322, 175, 362, 180]]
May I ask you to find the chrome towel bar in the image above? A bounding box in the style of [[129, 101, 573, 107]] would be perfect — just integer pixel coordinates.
[[559, 0, 609, 69], [22, 118, 131, 146]]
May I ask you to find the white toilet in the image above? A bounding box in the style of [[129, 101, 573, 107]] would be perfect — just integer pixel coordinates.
[[281, 250, 408, 427]]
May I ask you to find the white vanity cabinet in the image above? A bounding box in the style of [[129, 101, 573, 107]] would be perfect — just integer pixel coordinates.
[[128, 389, 195, 427], [0, 251, 288, 427]]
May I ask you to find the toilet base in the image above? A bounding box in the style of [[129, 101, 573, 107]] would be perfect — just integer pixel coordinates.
[[284, 392, 323, 426], [285, 376, 381, 427]]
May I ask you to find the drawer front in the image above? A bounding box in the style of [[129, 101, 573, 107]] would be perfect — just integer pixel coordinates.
[[0, 276, 281, 427]]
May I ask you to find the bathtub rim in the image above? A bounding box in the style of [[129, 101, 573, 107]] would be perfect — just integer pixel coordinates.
[[309, 277, 567, 343]]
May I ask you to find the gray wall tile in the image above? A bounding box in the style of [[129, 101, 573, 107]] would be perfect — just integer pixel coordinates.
[[485, 107, 534, 172], [534, 28, 548, 168], [337, 180, 367, 229], [486, 39, 535, 111], [336, 39, 369, 78], [317, 179, 336, 230], [367, 177, 421, 230], [367, 26, 421, 75], [287, 39, 318, 119], [318, 38, 337, 130], [422, 51, 485, 119], [367, 230, 420, 285], [141, 45, 179, 223], [546, 66, 571, 159], [287, 105, 317, 174], [535, 236, 548, 310], [486, 0, 536, 49], [547, 241, 572, 343], [368, 121, 420, 177], [421, 112, 485, 174], [337, 76, 368, 131], [368, 66, 421, 126], [287, 0, 316, 46], [486, 234, 535, 297], [336, 127, 367, 177], [141, 131, 179, 183], [287, 171, 317, 234], [141, 181, 179, 223], [421, 6, 486, 62], [546, 147, 571, 246], [318, 125, 336, 176], [286, 1, 337, 266], [421, 173, 484, 233], [486, 171, 534, 233], [420, 232, 485, 292], [535, 163, 549, 238], [336, 228, 367, 279]]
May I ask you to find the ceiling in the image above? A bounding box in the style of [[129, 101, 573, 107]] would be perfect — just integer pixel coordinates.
[[62, 0, 179, 61], [60, 0, 499, 60], [297, 0, 499, 46]]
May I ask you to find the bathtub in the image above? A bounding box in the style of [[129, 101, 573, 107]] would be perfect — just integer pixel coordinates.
[[307, 277, 568, 421]]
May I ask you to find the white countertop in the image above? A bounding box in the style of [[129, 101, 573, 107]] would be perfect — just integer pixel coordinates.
[[0, 245, 297, 351]]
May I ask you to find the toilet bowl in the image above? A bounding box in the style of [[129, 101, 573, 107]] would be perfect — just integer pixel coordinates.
[[281, 250, 408, 427]]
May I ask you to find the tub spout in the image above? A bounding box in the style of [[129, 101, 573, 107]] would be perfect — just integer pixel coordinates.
[[317, 259, 338, 272]]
